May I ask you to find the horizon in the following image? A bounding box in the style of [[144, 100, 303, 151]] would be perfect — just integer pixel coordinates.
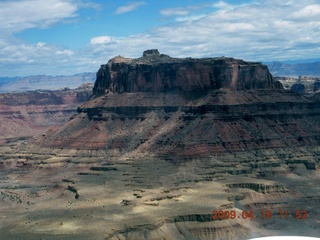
[[1, 0, 320, 77], [1, 56, 320, 79]]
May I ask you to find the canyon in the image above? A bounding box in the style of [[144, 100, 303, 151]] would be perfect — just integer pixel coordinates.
[[275, 76, 320, 95], [0, 50, 319, 240], [0, 83, 92, 141]]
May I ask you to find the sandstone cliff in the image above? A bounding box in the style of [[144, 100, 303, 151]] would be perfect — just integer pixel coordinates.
[[93, 49, 279, 95], [38, 50, 320, 159]]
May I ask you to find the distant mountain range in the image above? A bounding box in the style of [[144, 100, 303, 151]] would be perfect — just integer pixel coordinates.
[[0, 72, 96, 93], [0, 76, 19, 87], [265, 60, 320, 77], [0, 59, 319, 93]]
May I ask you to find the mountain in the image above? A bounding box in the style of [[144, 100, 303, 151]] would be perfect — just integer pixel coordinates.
[[37, 50, 320, 158], [0, 50, 319, 240], [0, 76, 19, 86], [40, 49, 283, 151], [0, 72, 95, 93], [266, 61, 320, 77]]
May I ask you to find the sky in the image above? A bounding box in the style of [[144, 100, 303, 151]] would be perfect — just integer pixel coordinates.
[[1, 0, 320, 77]]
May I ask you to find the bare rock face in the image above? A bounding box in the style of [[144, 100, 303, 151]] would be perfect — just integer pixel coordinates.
[[37, 51, 320, 157], [93, 50, 278, 95]]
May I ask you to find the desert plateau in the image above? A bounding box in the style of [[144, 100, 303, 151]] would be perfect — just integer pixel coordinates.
[[0, 50, 319, 240]]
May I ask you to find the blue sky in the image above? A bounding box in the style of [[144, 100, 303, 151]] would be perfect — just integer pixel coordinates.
[[1, 0, 320, 76]]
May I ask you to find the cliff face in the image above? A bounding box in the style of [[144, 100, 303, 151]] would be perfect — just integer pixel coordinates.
[[93, 50, 278, 95], [37, 50, 320, 158], [39, 89, 320, 156]]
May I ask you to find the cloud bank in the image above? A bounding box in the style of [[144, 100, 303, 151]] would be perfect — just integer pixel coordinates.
[[0, 0, 78, 33], [1, 0, 320, 76]]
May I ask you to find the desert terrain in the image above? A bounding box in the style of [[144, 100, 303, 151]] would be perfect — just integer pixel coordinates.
[[0, 50, 319, 240], [0, 139, 319, 239]]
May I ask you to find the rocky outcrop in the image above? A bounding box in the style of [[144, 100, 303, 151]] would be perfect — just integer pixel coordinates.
[[93, 50, 278, 95], [275, 76, 320, 94], [0, 83, 93, 138]]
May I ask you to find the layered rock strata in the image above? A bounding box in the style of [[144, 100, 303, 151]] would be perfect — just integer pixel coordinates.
[[93, 49, 278, 94], [0, 83, 92, 138], [39, 50, 320, 159]]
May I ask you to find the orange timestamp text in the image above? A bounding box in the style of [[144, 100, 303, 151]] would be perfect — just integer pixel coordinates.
[[212, 209, 308, 220]]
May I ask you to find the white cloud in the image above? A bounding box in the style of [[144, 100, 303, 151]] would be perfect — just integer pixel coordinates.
[[79, 2, 102, 11], [212, 1, 231, 9], [55, 49, 74, 56], [89, 0, 320, 62], [36, 42, 46, 48], [0, 0, 78, 33], [175, 14, 208, 22], [115, 2, 146, 14], [0, 0, 100, 76], [291, 4, 320, 20], [160, 4, 207, 17], [90, 36, 114, 45], [160, 8, 190, 16]]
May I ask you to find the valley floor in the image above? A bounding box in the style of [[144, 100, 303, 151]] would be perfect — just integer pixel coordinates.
[[0, 137, 319, 240]]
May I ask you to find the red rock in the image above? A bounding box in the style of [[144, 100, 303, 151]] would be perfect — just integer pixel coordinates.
[[37, 51, 320, 159], [93, 50, 279, 95]]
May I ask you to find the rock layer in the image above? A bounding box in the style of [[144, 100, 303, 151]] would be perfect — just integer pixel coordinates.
[[37, 51, 320, 161], [93, 50, 279, 95], [0, 83, 93, 138], [39, 89, 320, 158]]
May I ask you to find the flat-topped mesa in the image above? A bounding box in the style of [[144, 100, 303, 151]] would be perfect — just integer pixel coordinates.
[[93, 49, 279, 95]]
